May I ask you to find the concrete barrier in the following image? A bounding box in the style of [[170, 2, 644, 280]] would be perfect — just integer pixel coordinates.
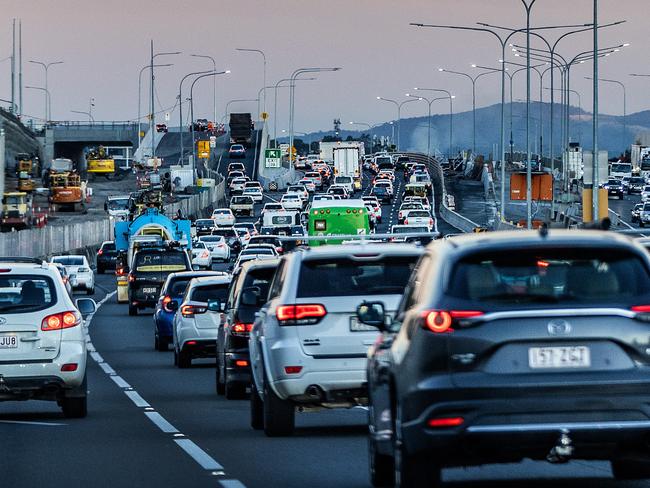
[[0, 181, 226, 259]]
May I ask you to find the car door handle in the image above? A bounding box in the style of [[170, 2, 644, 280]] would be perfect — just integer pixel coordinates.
[[20, 337, 40, 342]]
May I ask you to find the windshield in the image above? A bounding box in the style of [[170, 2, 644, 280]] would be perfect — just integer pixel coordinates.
[[298, 257, 418, 297], [190, 283, 229, 303], [611, 163, 631, 173], [0, 275, 56, 314], [5, 196, 23, 205], [242, 248, 275, 257], [107, 198, 129, 210], [446, 248, 650, 308], [335, 177, 353, 183], [196, 220, 214, 226]]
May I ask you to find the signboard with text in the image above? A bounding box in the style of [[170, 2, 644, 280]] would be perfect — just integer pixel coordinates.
[[197, 140, 210, 159], [265, 148, 282, 168]]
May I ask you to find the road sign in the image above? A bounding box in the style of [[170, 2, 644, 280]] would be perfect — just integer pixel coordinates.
[[197, 140, 210, 159], [261, 112, 269, 121], [265, 148, 282, 168], [279, 143, 290, 156], [209, 136, 216, 148], [139, 131, 145, 138]]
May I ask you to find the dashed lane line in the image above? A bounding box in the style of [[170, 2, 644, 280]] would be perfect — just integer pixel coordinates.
[[84, 290, 246, 486]]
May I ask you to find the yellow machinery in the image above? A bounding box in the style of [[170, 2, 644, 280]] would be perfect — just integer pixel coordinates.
[[87, 146, 120, 180], [17, 172, 35, 192], [49, 173, 84, 211], [15, 153, 36, 177], [1, 192, 32, 229]]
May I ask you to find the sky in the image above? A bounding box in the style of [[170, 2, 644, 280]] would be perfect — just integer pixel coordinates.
[[1, 0, 647, 133]]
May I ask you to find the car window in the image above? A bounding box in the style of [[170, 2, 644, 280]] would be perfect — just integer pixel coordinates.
[[267, 260, 287, 300], [102, 242, 116, 251], [169, 278, 192, 297], [0, 275, 57, 314], [52, 257, 84, 266], [446, 248, 650, 308], [297, 257, 418, 298], [134, 252, 188, 272], [190, 283, 229, 303]]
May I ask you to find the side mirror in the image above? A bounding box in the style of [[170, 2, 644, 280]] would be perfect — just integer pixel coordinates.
[[356, 301, 387, 331], [207, 300, 225, 313], [76, 298, 97, 319], [241, 286, 260, 306]]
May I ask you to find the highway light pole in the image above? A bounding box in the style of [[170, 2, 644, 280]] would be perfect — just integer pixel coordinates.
[[138, 63, 172, 148], [191, 54, 217, 124], [71, 109, 94, 123], [413, 87, 454, 159], [237, 48, 267, 116], [288, 68, 341, 166], [272, 77, 316, 148], [222, 99, 259, 124], [178, 69, 214, 165], [350, 121, 381, 153], [586, 76, 626, 154], [406, 93, 454, 159], [375, 97, 419, 151], [28, 60, 63, 121], [189, 71, 229, 170], [25, 85, 50, 123], [149, 48, 181, 160]]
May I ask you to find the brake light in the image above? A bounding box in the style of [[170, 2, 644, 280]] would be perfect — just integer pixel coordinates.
[[235, 360, 249, 367], [231, 322, 253, 336], [128, 273, 135, 283], [276, 304, 327, 326], [41, 311, 81, 331], [429, 218, 433, 227], [162, 296, 175, 313], [427, 417, 464, 428], [404, 219, 408, 225], [97, 249, 103, 256], [61, 363, 78, 372], [284, 366, 302, 374], [181, 304, 207, 317], [276, 247, 283, 253], [421, 310, 483, 334], [632, 305, 650, 313]]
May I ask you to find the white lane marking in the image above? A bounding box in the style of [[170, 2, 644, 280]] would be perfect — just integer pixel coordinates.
[[99, 362, 116, 375], [0, 420, 66, 426], [174, 438, 224, 470], [124, 390, 151, 408], [110, 375, 131, 389], [90, 351, 104, 363], [145, 411, 179, 433], [219, 480, 247, 488]]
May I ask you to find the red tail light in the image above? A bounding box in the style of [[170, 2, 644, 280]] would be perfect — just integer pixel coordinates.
[[404, 219, 408, 225], [231, 322, 253, 336], [181, 304, 207, 317], [162, 295, 175, 313], [97, 249, 103, 256], [235, 360, 249, 367], [427, 417, 464, 428], [128, 273, 135, 283], [42, 311, 81, 331], [284, 366, 303, 374], [276, 247, 283, 253], [61, 363, 78, 372], [632, 305, 650, 313], [421, 310, 484, 334], [277, 304, 327, 326]]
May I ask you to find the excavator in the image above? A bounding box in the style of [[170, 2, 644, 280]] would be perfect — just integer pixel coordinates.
[[86, 146, 125, 181]]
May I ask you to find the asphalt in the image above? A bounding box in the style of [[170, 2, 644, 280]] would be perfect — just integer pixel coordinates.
[[5, 161, 639, 487]]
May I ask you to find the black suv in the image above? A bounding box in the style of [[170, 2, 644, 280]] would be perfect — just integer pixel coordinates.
[[359, 230, 650, 487], [195, 218, 216, 237], [217, 259, 279, 399], [96, 241, 118, 274], [128, 247, 192, 316], [604, 178, 624, 199]]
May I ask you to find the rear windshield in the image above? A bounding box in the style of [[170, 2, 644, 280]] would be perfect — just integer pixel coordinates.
[[196, 220, 214, 226], [393, 227, 428, 234], [201, 236, 225, 243], [52, 256, 84, 266], [297, 256, 418, 298], [409, 211, 429, 217], [134, 252, 188, 272], [238, 268, 276, 321], [102, 242, 116, 251], [0, 275, 56, 314], [190, 284, 229, 303], [446, 248, 650, 307], [232, 197, 253, 204], [242, 248, 274, 257], [336, 177, 353, 183]]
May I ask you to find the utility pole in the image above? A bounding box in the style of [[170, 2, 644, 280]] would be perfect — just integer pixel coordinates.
[[18, 20, 22, 117], [11, 19, 15, 114], [150, 40, 155, 160], [592, 0, 600, 222]]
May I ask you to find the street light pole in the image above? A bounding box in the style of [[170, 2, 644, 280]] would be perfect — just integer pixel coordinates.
[[138, 63, 172, 148], [148, 48, 182, 160], [586, 76, 625, 155], [25, 85, 50, 122], [236, 49, 267, 115], [414, 87, 454, 159], [178, 69, 214, 165], [407, 93, 454, 159], [272, 77, 316, 148], [375, 97, 420, 151], [28, 60, 63, 121], [191, 54, 217, 124], [592, 0, 600, 222], [71, 109, 94, 123]]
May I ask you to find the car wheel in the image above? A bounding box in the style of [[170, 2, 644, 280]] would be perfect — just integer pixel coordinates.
[[612, 458, 650, 480], [177, 348, 191, 369], [87, 287, 94, 296], [250, 381, 264, 430], [215, 357, 225, 395], [155, 335, 168, 352], [225, 367, 247, 400], [369, 435, 395, 487], [128, 305, 138, 316], [263, 371, 295, 437], [173, 347, 179, 366], [61, 395, 87, 418]]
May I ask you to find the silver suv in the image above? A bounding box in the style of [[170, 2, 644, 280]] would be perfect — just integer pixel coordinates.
[[249, 244, 422, 436], [0, 258, 96, 417]]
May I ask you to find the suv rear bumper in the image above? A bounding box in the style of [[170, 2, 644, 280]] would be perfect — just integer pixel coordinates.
[[400, 379, 650, 465]]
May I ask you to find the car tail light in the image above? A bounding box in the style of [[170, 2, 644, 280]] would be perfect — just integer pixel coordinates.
[[181, 304, 207, 317], [61, 363, 78, 372], [276, 247, 283, 253], [235, 360, 249, 367], [429, 218, 433, 227], [632, 305, 650, 313], [162, 296, 175, 313], [404, 219, 408, 225], [421, 310, 484, 334], [276, 304, 327, 326], [41, 311, 81, 331], [427, 417, 464, 428], [284, 366, 303, 374], [97, 249, 103, 256], [128, 273, 135, 283], [231, 322, 253, 336]]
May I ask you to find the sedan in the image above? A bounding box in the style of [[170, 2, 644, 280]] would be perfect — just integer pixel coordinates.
[[242, 187, 263, 203], [402, 210, 435, 230], [280, 194, 304, 211], [299, 178, 316, 193], [191, 241, 213, 270], [229, 144, 246, 159], [50, 255, 95, 294], [198, 235, 231, 262], [211, 208, 236, 227]]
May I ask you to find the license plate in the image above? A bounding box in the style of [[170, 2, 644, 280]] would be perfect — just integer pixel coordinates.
[[142, 287, 157, 294], [0, 336, 18, 348], [350, 316, 379, 332], [528, 346, 590, 369]]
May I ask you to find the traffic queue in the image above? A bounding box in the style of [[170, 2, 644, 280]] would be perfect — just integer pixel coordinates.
[[5, 146, 650, 488]]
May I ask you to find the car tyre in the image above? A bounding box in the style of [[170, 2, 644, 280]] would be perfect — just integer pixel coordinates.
[[155, 335, 168, 352], [612, 458, 650, 480], [128, 304, 138, 316], [61, 395, 87, 418], [215, 357, 225, 395], [177, 348, 191, 369], [87, 287, 94, 296], [263, 371, 295, 437], [369, 435, 395, 487], [225, 367, 247, 400]]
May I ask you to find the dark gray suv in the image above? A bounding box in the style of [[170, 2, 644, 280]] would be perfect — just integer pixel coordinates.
[[359, 230, 650, 487]]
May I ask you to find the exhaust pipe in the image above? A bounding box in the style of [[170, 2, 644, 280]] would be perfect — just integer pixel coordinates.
[[305, 385, 324, 401], [546, 429, 574, 464]]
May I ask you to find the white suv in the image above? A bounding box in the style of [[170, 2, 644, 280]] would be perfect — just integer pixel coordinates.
[[248, 244, 423, 436], [51, 255, 95, 294], [0, 258, 96, 417]]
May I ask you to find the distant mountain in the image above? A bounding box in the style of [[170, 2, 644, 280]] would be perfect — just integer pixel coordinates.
[[293, 103, 650, 158]]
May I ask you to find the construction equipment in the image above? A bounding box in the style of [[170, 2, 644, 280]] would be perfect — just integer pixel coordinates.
[[14, 153, 38, 177], [86, 146, 126, 181], [0, 192, 47, 230], [49, 172, 85, 212], [17, 172, 35, 192]]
